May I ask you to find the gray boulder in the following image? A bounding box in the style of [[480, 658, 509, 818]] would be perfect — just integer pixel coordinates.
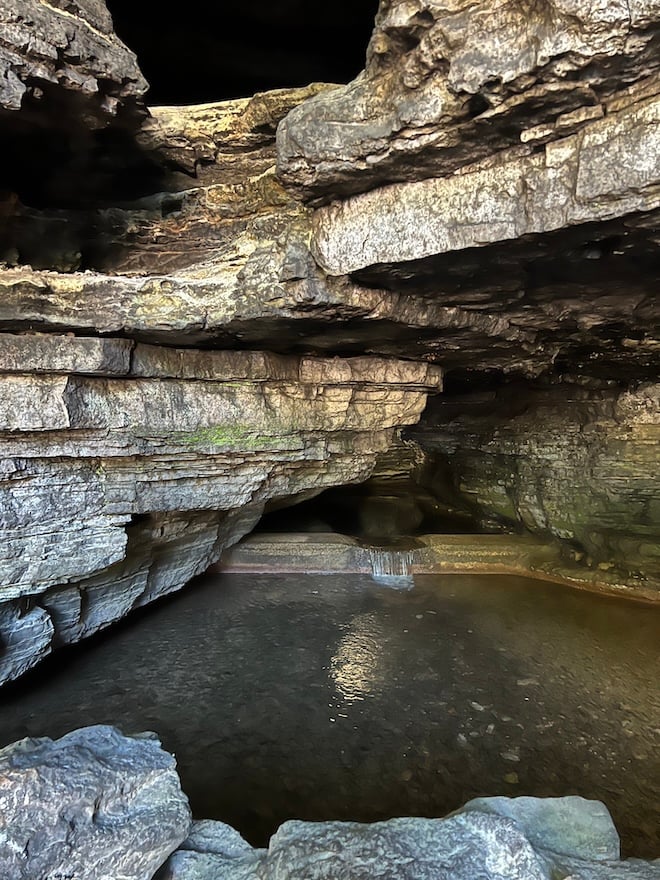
[[0, 725, 192, 880], [161, 796, 660, 880], [156, 821, 266, 880]]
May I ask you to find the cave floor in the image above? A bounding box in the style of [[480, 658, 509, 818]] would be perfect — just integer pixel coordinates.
[[0, 572, 658, 857]]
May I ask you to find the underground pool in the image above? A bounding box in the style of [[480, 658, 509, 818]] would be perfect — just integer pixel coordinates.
[[0, 572, 658, 857]]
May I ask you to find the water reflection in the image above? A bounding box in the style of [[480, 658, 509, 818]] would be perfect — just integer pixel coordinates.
[[330, 612, 385, 704], [0, 573, 657, 857]]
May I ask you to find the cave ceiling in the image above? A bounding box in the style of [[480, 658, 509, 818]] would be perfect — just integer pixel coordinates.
[[0, 0, 657, 385]]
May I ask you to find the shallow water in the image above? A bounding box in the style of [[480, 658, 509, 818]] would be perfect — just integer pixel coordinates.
[[1, 573, 658, 856]]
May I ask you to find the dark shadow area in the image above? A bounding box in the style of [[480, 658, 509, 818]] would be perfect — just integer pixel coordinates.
[[0, 1, 378, 267], [256, 476, 484, 541], [107, 0, 379, 104], [0, 572, 658, 856]]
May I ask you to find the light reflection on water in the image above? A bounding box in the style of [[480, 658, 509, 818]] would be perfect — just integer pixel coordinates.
[[0, 572, 657, 856], [330, 612, 385, 705]]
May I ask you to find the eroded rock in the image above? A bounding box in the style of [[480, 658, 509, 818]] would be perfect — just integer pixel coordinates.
[[0, 725, 191, 880], [277, 0, 660, 200], [0, 0, 147, 117], [411, 381, 660, 591], [311, 91, 660, 274], [0, 338, 441, 683], [158, 796, 660, 880]]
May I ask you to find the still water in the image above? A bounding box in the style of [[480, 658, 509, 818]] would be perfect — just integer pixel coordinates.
[[0, 573, 658, 856]]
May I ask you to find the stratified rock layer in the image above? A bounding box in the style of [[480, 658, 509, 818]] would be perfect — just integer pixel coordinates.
[[0, 725, 191, 880], [277, 0, 660, 200], [312, 92, 660, 274], [412, 382, 660, 591], [0, 337, 441, 684]]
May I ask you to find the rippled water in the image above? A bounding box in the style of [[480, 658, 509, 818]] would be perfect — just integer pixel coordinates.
[[0, 573, 658, 856]]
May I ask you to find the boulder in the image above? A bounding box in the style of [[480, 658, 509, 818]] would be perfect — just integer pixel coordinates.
[[159, 796, 660, 880], [0, 725, 191, 880]]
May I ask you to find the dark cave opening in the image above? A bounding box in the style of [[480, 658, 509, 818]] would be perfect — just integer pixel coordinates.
[[106, 0, 380, 104], [0, 0, 379, 265], [255, 475, 486, 543]]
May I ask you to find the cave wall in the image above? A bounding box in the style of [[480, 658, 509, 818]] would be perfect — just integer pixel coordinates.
[[0, 0, 658, 683], [411, 382, 660, 590]]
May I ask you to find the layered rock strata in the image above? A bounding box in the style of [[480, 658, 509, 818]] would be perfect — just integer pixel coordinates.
[[0, 0, 659, 684], [411, 382, 660, 591], [0, 339, 440, 685], [277, 0, 660, 200], [311, 91, 660, 275]]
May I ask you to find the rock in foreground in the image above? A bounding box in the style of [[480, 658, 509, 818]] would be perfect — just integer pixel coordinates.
[[1, 725, 657, 880], [0, 725, 191, 880], [160, 796, 660, 880]]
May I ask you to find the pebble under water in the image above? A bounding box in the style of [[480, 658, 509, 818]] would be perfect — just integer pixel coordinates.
[[0, 572, 658, 857]]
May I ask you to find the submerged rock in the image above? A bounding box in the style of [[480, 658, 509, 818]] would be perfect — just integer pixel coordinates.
[[0, 725, 191, 880]]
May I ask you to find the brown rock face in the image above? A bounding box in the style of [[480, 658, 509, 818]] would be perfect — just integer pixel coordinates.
[[277, 0, 660, 201]]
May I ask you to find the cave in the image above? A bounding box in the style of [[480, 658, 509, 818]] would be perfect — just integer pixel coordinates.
[[0, 1, 659, 878]]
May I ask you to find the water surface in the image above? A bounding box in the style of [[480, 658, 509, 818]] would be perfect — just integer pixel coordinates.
[[0, 573, 658, 856]]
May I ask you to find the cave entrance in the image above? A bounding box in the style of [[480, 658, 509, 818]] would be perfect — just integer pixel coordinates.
[[255, 476, 483, 543], [106, 0, 380, 104]]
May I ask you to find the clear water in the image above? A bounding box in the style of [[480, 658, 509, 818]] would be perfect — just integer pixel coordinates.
[[0, 573, 658, 856]]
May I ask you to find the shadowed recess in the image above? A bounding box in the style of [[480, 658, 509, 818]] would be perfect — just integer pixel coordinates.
[[106, 0, 380, 104]]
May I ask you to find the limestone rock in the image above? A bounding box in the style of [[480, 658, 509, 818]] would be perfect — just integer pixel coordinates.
[[0, 602, 53, 684], [157, 821, 266, 880], [460, 795, 620, 862], [277, 0, 660, 200], [412, 381, 660, 591], [311, 91, 660, 274], [0, 0, 147, 117], [139, 85, 336, 187], [0, 725, 191, 880], [159, 796, 660, 880], [0, 337, 441, 684]]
